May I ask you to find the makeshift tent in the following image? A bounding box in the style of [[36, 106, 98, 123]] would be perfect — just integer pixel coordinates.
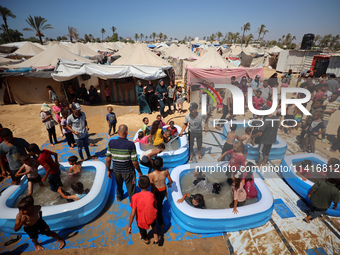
[[86, 42, 112, 52], [276, 50, 321, 72], [0, 57, 21, 66], [113, 43, 135, 58], [326, 55, 340, 77], [188, 46, 235, 69], [12, 42, 45, 57], [229, 47, 242, 57], [67, 42, 100, 57], [156, 42, 169, 49], [112, 44, 170, 66], [243, 45, 258, 55], [239, 51, 254, 67], [2, 44, 92, 70], [167, 44, 198, 59], [266, 46, 282, 54]]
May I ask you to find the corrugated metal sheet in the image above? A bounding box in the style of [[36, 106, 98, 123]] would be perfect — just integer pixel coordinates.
[[326, 56, 340, 76], [302, 51, 319, 71], [276, 50, 321, 72], [276, 50, 289, 72]]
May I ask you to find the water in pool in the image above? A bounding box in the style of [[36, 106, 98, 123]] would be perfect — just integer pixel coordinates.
[[180, 171, 258, 209], [13, 167, 96, 207], [140, 138, 180, 152], [293, 162, 326, 183]]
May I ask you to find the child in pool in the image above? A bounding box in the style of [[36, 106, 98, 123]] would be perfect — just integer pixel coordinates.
[[139, 143, 165, 173], [15, 155, 43, 196], [295, 159, 312, 181], [230, 171, 247, 214], [14, 196, 65, 251], [177, 193, 205, 209], [57, 182, 89, 202], [156, 115, 166, 128], [148, 157, 173, 228], [150, 120, 163, 146], [220, 124, 242, 161], [166, 121, 178, 137], [134, 131, 150, 144], [241, 162, 257, 199], [163, 130, 171, 143], [192, 169, 222, 194], [68, 156, 82, 177], [142, 117, 150, 136]]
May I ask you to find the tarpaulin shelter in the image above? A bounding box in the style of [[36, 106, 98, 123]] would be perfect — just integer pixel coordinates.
[[326, 55, 340, 77], [276, 50, 321, 72], [11, 42, 45, 57], [67, 43, 101, 58]]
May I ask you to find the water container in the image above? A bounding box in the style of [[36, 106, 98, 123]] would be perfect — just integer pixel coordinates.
[[300, 34, 315, 50]]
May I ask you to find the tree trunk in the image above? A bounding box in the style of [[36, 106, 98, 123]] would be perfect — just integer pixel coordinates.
[[39, 35, 43, 45], [3, 18, 11, 43]]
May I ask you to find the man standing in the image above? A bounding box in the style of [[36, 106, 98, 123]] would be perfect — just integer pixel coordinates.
[[106, 124, 142, 201], [322, 93, 340, 142], [252, 109, 279, 167], [251, 75, 262, 97], [259, 80, 272, 103], [67, 103, 95, 161], [179, 103, 208, 162], [325, 74, 339, 93], [0, 128, 30, 185]]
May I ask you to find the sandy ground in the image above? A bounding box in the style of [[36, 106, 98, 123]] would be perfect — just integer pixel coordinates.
[[1, 67, 339, 254]]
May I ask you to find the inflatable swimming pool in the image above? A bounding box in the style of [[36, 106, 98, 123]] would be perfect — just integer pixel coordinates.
[[134, 125, 189, 174], [222, 120, 287, 160], [169, 162, 274, 233], [280, 153, 340, 217], [0, 161, 111, 234]]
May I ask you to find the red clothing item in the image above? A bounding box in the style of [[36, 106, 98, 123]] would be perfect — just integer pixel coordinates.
[[314, 92, 325, 102], [167, 126, 178, 136], [37, 149, 59, 175], [253, 96, 264, 110], [226, 149, 246, 171], [130, 191, 157, 230], [266, 100, 272, 107]]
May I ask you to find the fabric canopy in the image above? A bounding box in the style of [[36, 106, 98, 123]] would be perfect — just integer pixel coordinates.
[[188, 46, 235, 68], [2, 44, 92, 69], [52, 59, 171, 82], [167, 44, 198, 59], [12, 42, 45, 56], [67, 42, 100, 57]]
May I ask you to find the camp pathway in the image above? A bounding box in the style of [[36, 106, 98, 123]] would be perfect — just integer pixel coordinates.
[[1, 130, 340, 254]]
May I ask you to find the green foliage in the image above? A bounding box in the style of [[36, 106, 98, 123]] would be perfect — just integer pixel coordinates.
[[108, 33, 118, 42], [0, 28, 23, 43]]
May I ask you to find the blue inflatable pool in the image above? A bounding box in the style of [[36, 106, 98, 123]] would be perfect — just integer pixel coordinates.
[[0, 161, 111, 234], [222, 120, 287, 160], [168, 162, 274, 233], [134, 125, 189, 174], [280, 153, 340, 217]]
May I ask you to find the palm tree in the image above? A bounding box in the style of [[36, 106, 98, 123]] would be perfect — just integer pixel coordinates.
[[152, 32, 157, 42], [257, 24, 266, 41], [134, 33, 139, 42], [23, 15, 53, 45], [203, 36, 206, 41], [216, 31, 223, 42], [67, 26, 79, 43], [100, 28, 106, 41], [89, 34, 94, 42], [241, 22, 251, 47], [233, 32, 240, 44], [329, 35, 340, 50], [314, 34, 321, 46], [261, 29, 269, 41], [245, 34, 254, 47], [227, 32, 233, 44], [111, 26, 116, 36], [0, 6, 16, 43], [210, 33, 216, 41], [145, 35, 148, 42], [159, 32, 163, 42], [163, 34, 168, 42], [140, 33, 144, 42]]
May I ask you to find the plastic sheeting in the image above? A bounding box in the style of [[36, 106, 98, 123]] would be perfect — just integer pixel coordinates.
[[52, 59, 172, 82]]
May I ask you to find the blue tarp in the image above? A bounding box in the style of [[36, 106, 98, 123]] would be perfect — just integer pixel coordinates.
[[147, 44, 156, 48]]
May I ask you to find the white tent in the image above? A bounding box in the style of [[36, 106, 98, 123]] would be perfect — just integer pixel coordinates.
[[188, 46, 235, 68], [52, 59, 171, 81], [12, 42, 45, 56], [230, 46, 242, 57], [112, 44, 170, 67], [167, 44, 198, 59], [243, 45, 258, 55], [2, 44, 92, 69], [67, 42, 100, 57], [156, 42, 169, 49], [113, 43, 136, 57], [0, 57, 21, 65], [267, 46, 283, 54], [86, 43, 112, 52]]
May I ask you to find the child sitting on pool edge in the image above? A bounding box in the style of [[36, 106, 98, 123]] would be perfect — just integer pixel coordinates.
[[142, 117, 150, 136], [177, 193, 205, 209], [134, 131, 150, 144], [68, 156, 82, 177], [15, 154, 43, 196], [148, 157, 173, 228], [14, 196, 65, 251], [230, 171, 247, 214], [57, 182, 89, 202]]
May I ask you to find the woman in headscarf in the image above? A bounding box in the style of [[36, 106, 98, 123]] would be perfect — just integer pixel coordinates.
[[136, 80, 151, 114], [155, 79, 168, 117], [268, 73, 278, 88], [146, 80, 156, 112]]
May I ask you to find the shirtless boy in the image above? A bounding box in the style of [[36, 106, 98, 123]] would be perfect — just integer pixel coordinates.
[[14, 196, 65, 251], [148, 157, 173, 228]]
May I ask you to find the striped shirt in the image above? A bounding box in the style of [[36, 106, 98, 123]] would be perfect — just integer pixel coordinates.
[[323, 100, 340, 120], [106, 137, 137, 173]]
